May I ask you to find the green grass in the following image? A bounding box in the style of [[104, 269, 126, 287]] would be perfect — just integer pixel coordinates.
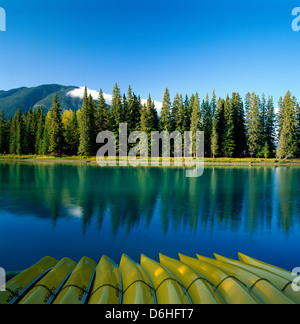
[[1, 155, 300, 165]]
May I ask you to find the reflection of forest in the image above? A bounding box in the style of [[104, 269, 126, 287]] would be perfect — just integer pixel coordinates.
[[0, 162, 299, 236]]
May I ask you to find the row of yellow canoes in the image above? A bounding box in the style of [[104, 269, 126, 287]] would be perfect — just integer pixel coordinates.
[[0, 253, 298, 304]]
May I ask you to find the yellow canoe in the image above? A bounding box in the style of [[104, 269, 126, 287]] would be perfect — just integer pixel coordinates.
[[215, 254, 300, 304], [53, 257, 97, 304], [140, 254, 191, 304], [238, 253, 296, 282], [179, 254, 259, 304], [19, 258, 76, 304], [0, 256, 58, 305], [87, 255, 121, 304], [159, 254, 223, 304], [196, 254, 294, 305], [120, 254, 155, 304]]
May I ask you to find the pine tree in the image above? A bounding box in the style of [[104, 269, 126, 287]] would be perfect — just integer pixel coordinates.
[[47, 93, 64, 156], [231, 92, 247, 157], [202, 94, 212, 157], [9, 108, 23, 155], [35, 107, 45, 155], [160, 87, 172, 133], [265, 96, 276, 156], [222, 96, 235, 157], [246, 92, 264, 157], [190, 93, 201, 157], [110, 83, 123, 135], [183, 94, 191, 132], [95, 88, 110, 134], [78, 88, 95, 156], [211, 115, 219, 158], [0, 110, 8, 154], [62, 109, 79, 155], [276, 91, 298, 159], [215, 97, 225, 157]]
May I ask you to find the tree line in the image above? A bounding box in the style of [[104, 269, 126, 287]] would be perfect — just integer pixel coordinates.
[[0, 83, 299, 159]]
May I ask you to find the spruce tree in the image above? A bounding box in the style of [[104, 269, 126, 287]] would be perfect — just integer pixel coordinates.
[[276, 91, 298, 159], [0, 110, 8, 154], [62, 110, 79, 155], [9, 108, 23, 155], [35, 107, 45, 155], [47, 93, 64, 156], [95, 88, 110, 134], [78, 88, 95, 156], [265, 96, 276, 156], [160, 87, 172, 133], [222, 96, 235, 157], [190, 93, 201, 157], [246, 92, 264, 157], [211, 115, 219, 158]]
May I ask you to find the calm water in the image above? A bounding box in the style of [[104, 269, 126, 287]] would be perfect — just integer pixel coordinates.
[[0, 162, 299, 272]]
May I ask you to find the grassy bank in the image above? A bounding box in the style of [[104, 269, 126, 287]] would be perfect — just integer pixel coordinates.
[[1, 155, 300, 165]]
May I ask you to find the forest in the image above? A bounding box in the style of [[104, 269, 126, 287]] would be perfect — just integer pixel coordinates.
[[0, 83, 299, 159]]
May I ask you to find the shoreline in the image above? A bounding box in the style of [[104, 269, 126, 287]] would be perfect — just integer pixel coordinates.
[[1, 156, 300, 167]]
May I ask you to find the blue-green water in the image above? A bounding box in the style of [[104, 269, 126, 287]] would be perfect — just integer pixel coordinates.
[[0, 162, 299, 272]]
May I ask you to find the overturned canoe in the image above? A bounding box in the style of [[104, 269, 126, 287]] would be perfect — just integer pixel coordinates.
[[0, 253, 297, 305]]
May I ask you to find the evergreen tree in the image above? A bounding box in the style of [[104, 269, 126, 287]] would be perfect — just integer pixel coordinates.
[[0, 110, 8, 154], [9, 108, 23, 155], [110, 83, 123, 135], [215, 97, 225, 157], [78, 88, 96, 156], [222, 96, 235, 157], [35, 107, 45, 155], [47, 93, 64, 156], [211, 115, 219, 158], [95, 88, 110, 134], [62, 109, 79, 155], [276, 91, 298, 159], [231, 92, 247, 157], [202, 94, 212, 157], [190, 93, 201, 157], [246, 92, 264, 157], [265, 96, 276, 156], [160, 87, 172, 133]]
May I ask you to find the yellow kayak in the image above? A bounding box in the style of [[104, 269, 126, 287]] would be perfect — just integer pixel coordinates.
[[0, 256, 58, 305], [140, 254, 191, 304], [179, 254, 258, 304], [120, 254, 155, 304], [18, 258, 76, 305], [238, 253, 295, 282], [87, 255, 122, 304], [53, 257, 97, 304], [159, 254, 223, 304], [196, 254, 294, 305], [215, 254, 300, 304]]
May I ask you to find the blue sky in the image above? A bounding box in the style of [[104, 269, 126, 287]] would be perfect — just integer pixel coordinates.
[[0, 0, 299, 104]]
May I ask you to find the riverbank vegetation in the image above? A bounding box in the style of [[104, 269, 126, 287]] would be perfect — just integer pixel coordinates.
[[0, 84, 299, 160]]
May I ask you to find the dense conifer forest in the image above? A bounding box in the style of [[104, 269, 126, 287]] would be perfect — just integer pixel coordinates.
[[0, 84, 299, 159]]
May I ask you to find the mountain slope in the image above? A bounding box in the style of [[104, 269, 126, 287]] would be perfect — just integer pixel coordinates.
[[0, 84, 79, 117]]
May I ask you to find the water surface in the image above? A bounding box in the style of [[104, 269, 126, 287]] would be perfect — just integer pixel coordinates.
[[0, 162, 299, 272]]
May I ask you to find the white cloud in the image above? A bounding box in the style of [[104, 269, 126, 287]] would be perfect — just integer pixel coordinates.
[[67, 87, 112, 105], [67, 86, 162, 114]]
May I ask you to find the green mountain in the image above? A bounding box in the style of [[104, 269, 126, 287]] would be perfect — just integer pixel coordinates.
[[0, 84, 81, 117]]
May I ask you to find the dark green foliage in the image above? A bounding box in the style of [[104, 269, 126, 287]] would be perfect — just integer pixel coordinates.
[[1, 85, 298, 159]]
